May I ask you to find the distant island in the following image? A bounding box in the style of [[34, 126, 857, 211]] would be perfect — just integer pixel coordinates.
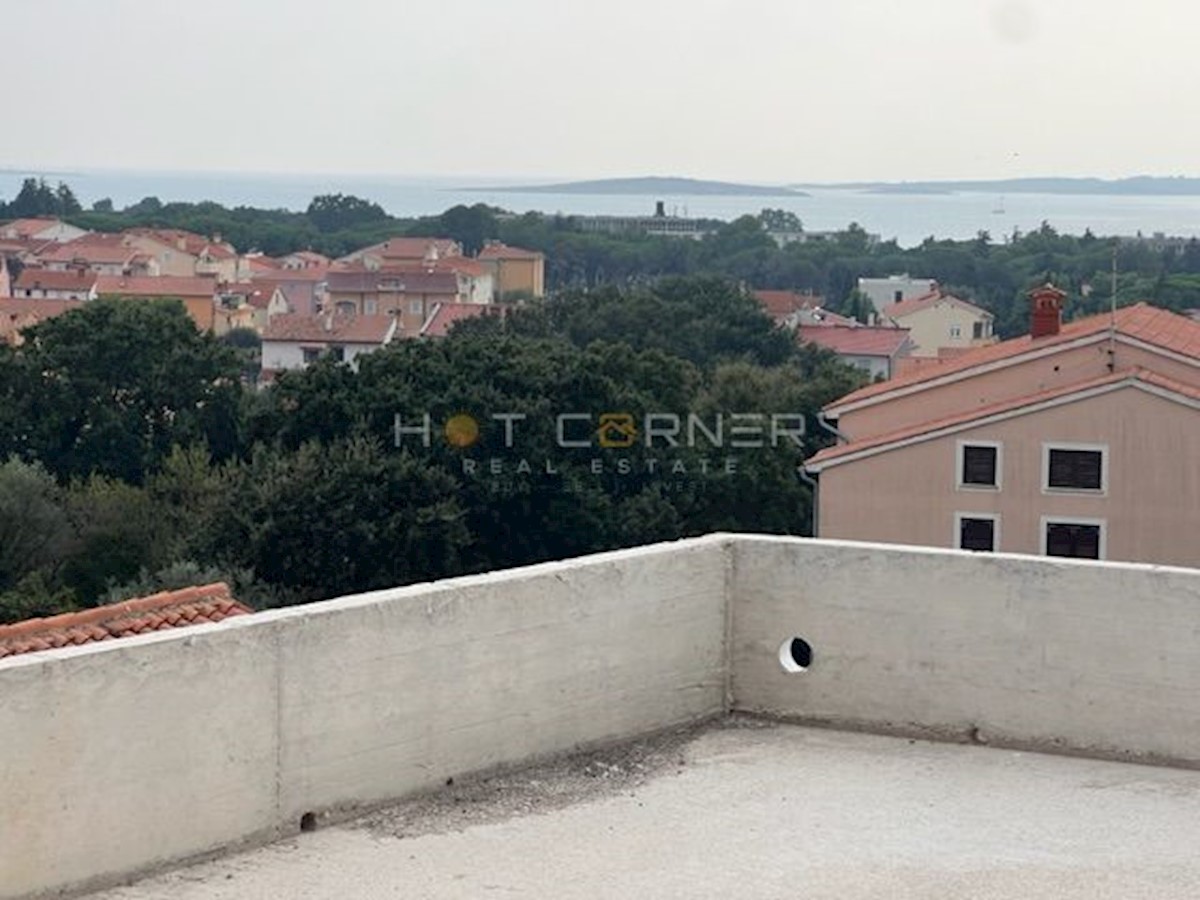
[[797, 176, 1200, 196], [468, 176, 807, 197]]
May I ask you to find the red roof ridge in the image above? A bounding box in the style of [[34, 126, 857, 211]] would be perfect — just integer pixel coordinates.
[[0, 583, 251, 658], [808, 366, 1198, 469], [827, 302, 1199, 410]]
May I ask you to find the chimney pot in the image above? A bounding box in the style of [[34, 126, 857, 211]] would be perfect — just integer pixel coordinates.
[[1029, 283, 1066, 339]]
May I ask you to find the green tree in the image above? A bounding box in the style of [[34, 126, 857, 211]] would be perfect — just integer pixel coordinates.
[[0, 300, 243, 483], [306, 193, 390, 232]]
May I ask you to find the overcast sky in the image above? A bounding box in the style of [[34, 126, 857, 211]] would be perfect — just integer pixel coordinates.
[[4, 0, 1198, 183]]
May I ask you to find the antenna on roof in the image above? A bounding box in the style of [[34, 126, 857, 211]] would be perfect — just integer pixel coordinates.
[[1108, 243, 1118, 372]]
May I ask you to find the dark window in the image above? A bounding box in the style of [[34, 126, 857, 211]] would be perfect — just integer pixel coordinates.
[[893, 290, 903, 302], [972, 321, 984, 339], [327, 346, 345, 363], [302, 348, 321, 364], [959, 517, 996, 552], [1046, 522, 1102, 560], [1048, 448, 1103, 490], [961, 445, 998, 487]]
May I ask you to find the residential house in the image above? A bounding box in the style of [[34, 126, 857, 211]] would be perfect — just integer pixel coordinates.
[[213, 281, 291, 334], [880, 290, 996, 357], [0, 298, 83, 346], [804, 285, 1200, 568], [0, 217, 87, 243], [36, 234, 157, 276], [251, 267, 327, 315], [261, 313, 398, 375], [12, 268, 98, 300], [857, 274, 939, 312], [195, 239, 240, 282], [338, 237, 463, 270], [123, 229, 241, 280], [798, 324, 913, 381], [123, 229, 203, 277], [324, 267, 459, 332], [477, 242, 545, 299], [241, 252, 281, 276], [95, 274, 219, 330], [280, 250, 330, 270]]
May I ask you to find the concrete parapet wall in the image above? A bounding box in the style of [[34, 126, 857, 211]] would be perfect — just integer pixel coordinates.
[[732, 536, 1200, 765], [5, 533, 1200, 898], [0, 538, 729, 899]]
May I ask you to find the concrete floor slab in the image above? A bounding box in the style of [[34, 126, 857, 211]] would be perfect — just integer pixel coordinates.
[[89, 720, 1200, 900]]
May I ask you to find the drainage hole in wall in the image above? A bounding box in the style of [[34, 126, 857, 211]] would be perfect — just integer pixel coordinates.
[[779, 636, 813, 673], [299, 812, 317, 832]]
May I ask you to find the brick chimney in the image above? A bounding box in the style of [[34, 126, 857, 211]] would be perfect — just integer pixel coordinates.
[[1029, 283, 1066, 338]]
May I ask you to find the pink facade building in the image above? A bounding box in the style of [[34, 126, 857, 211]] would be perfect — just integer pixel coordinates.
[[805, 286, 1200, 568]]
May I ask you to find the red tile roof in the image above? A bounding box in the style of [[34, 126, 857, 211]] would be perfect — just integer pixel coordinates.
[[351, 237, 462, 263], [244, 254, 281, 271], [252, 267, 327, 283], [124, 228, 209, 256], [477, 242, 543, 261], [752, 289, 825, 320], [0, 218, 63, 239], [419, 302, 502, 337], [798, 324, 911, 358], [0, 583, 252, 659], [13, 269, 98, 292], [881, 291, 991, 320], [263, 312, 397, 344], [807, 367, 1200, 470], [95, 274, 218, 298], [829, 303, 1200, 410], [37, 233, 134, 265]]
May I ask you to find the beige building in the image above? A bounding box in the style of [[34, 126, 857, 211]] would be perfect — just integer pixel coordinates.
[[880, 290, 996, 357], [805, 286, 1200, 568], [478, 241, 544, 299]]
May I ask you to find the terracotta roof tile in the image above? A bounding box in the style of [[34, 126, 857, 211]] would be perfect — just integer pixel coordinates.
[[13, 269, 98, 292], [881, 291, 991, 320], [263, 312, 397, 344], [477, 242, 543, 261], [0, 583, 252, 659], [95, 274, 218, 298], [807, 367, 1200, 469], [752, 289, 825, 320], [830, 303, 1200, 409], [419, 302, 505, 337], [798, 324, 911, 358]]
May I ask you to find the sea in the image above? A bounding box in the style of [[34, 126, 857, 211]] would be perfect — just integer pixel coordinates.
[[4, 169, 1200, 249]]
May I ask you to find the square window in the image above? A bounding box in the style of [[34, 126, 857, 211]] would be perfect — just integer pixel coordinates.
[[1045, 521, 1102, 560], [960, 444, 998, 488], [959, 516, 996, 552], [950, 324, 962, 338], [302, 347, 320, 364], [1047, 448, 1103, 491]]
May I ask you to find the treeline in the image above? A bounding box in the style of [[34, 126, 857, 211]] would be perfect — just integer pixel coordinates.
[[0, 278, 863, 624], [7, 179, 1200, 336]]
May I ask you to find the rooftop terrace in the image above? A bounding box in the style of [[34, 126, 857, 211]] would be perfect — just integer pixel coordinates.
[[88, 720, 1200, 900], [4, 534, 1200, 899]]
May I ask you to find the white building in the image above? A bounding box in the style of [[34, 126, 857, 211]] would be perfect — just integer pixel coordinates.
[[857, 274, 938, 312], [261, 312, 398, 376]]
